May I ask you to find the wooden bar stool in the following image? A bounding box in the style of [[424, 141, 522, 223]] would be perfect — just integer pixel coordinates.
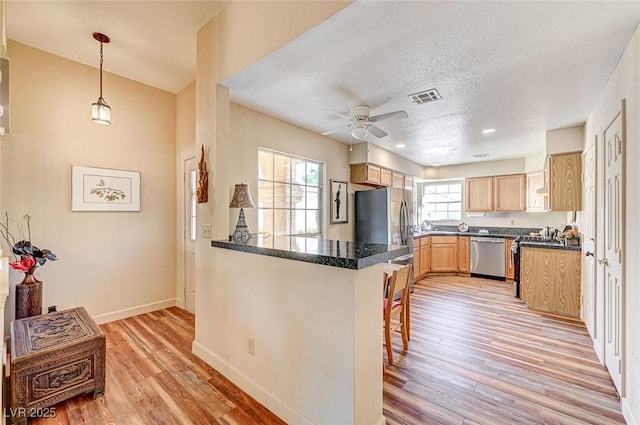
[[383, 264, 411, 366]]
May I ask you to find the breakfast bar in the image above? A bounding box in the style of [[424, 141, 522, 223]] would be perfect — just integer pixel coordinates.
[[194, 237, 408, 425]]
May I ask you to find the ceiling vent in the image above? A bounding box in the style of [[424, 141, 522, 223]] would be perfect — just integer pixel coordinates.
[[472, 153, 490, 158], [408, 89, 441, 105]]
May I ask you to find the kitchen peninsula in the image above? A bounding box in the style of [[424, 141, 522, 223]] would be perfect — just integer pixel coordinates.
[[194, 237, 408, 425]]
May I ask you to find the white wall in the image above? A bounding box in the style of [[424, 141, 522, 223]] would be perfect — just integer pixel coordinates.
[[584, 24, 640, 425], [1, 41, 177, 327], [546, 125, 584, 156]]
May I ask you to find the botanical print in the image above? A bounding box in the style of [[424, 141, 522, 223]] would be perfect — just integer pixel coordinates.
[[83, 174, 131, 205], [90, 179, 127, 202]]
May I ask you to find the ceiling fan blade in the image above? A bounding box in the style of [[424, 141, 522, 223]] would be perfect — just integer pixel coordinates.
[[321, 123, 352, 136], [370, 110, 408, 122], [325, 110, 352, 121], [367, 124, 388, 138]]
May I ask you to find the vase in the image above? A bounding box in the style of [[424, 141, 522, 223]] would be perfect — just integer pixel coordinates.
[[16, 267, 43, 319]]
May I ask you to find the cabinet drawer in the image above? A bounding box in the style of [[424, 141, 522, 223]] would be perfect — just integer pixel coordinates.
[[419, 236, 431, 246], [431, 236, 457, 244]]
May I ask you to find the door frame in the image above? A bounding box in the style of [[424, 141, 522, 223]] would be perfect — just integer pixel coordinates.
[[178, 155, 197, 311], [582, 142, 597, 347]]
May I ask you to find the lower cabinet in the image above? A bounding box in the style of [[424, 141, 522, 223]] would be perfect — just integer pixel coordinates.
[[505, 237, 515, 280], [430, 236, 458, 272], [413, 247, 420, 280], [521, 247, 581, 317], [457, 236, 470, 273], [419, 237, 431, 276]]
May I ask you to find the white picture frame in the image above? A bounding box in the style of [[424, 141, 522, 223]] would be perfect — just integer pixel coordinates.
[[72, 166, 141, 211], [330, 179, 348, 224]]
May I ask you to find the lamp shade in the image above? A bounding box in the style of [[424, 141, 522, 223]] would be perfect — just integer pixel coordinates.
[[351, 123, 369, 140], [92, 97, 111, 125], [229, 183, 256, 208]]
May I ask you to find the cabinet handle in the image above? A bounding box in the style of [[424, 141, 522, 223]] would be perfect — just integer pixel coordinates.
[[585, 252, 594, 257]]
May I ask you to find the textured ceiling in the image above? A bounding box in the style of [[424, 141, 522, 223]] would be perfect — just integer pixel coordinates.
[[223, 1, 640, 166], [6, 1, 640, 166]]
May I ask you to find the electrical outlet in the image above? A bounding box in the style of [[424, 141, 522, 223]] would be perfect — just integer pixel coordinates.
[[509, 219, 515, 226], [201, 224, 212, 239], [247, 338, 255, 356]]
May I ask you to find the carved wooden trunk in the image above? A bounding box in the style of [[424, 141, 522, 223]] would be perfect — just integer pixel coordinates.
[[9, 307, 106, 425]]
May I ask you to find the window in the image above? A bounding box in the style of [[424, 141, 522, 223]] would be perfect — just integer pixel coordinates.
[[189, 169, 197, 241], [421, 180, 462, 221], [258, 149, 322, 237]]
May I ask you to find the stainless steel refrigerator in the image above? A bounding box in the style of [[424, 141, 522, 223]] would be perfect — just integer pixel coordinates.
[[355, 187, 415, 290]]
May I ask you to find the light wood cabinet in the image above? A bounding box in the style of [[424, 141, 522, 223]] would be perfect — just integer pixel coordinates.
[[413, 246, 420, 281], [505, 237, 515, 280], [494, 174, 526, 211], [430, 236, 458, 272], [392, 172, 404, 188], [404, 176, 414, 190], [548, 152, 582, 211], [350, 163, 381, 185], [457, 236, 470, 273], [521, 247, 581, 317], [526, 171, 548, 212], [465, 177, 494, 211], [380, 168, 392, 187], [419, 237, 430, 276]]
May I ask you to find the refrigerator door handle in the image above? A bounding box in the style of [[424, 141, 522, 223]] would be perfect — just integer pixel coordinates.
[[399, 200, 406, 245]]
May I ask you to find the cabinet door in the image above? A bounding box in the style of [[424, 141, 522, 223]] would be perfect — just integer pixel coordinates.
[[549, 152, 582, 211], [494, 174, 526, 211], [430, 237, 458, 272], [526, 171, 548, 211], [420, 244, 430, 275], [404, 176, 414, 190], [505, 238, 515, 280], [457, 236, 469, 273], [379, 167, 392, 186], [413, 247, 421, 280], [392, 172, 404, 189], [465, 177, 494, 211]]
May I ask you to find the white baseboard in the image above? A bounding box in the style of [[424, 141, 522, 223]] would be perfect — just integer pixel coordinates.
[[623, 398, 638, 425], [192, 340, 314, 425], [592, 338, 604, 365], [92, 298, 177, 324], [175, 298, 185, 309]]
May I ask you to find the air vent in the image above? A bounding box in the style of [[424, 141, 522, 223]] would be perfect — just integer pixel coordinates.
[[472, 153, 490, 158], [408, 89, 442, 105]]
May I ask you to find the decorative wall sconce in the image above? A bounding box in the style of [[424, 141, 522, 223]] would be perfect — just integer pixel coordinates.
[[91, 32, 111, 125]]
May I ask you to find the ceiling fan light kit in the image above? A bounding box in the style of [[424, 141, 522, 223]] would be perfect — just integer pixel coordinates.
[[322, 104, 408, 140]]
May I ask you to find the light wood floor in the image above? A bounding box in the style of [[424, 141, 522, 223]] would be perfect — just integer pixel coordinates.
[[29, 275, 623, 425]]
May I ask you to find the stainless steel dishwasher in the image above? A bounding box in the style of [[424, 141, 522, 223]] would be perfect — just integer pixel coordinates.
[[470, 237, 506, 279]]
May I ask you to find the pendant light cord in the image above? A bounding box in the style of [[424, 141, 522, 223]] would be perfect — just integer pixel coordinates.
[[99, 42, 104, 98]]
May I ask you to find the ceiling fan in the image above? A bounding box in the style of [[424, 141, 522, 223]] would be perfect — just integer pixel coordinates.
[[321, 105, 408, 140]]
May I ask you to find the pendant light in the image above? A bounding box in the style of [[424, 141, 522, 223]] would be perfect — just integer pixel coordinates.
[[91, 32, 111, 125]]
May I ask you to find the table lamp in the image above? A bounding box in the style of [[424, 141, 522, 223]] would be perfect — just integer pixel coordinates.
[[229, 183, 256, 243]]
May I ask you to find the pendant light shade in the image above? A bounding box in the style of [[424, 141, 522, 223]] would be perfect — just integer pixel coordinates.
[[91, 32, 111, 125]]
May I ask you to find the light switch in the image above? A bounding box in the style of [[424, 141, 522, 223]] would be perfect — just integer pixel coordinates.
[[201, 224, 212, 239]]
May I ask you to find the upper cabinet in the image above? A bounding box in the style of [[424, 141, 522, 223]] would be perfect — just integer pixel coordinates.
[[465, 174, 525, 212], [350, 163, 415, 190], [465, 177, 494, 211], [494, 174, 526, 211], [548, 152, 582, 211], [526, 171, 549, 212]]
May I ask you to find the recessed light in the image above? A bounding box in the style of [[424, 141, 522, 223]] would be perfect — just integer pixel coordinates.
[[482, 128, 496, 134], [431, 163, 441, 167], [395, 143, 406, 148]]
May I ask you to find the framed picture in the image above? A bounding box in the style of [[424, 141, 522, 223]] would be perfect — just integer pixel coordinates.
[[72, 166, 141, 211], [330, 179, 348, 224]]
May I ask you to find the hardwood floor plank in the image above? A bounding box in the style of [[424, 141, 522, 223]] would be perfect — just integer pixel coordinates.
[[27, 274, 623, 425]]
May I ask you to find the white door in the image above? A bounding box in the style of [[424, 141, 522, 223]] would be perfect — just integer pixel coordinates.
[[582, 143, 597, 339], [602, 103, 625, 395], [184, 158, 197, 313]]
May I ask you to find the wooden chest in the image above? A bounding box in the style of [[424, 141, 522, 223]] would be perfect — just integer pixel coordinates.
[[9, 307, 106, 425]]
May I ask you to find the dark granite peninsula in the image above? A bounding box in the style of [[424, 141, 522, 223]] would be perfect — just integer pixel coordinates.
[[211, 236, 409, 269], [201, 237, 402, 425]]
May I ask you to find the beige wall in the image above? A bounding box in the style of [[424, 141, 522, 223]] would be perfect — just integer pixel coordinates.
[[1, 41, 177, 325], [584, 25, 640, 424], [229, 103, 352, 241]]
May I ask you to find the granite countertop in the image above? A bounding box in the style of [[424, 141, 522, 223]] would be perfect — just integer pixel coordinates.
[[414, 225, 542, 239], [211, 237, 409, 270], [519, 240, 582, 251]]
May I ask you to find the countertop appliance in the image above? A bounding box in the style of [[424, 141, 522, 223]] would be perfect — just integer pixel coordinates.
[[355, 187, 415, 290], [470, 237, 505, 280]]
